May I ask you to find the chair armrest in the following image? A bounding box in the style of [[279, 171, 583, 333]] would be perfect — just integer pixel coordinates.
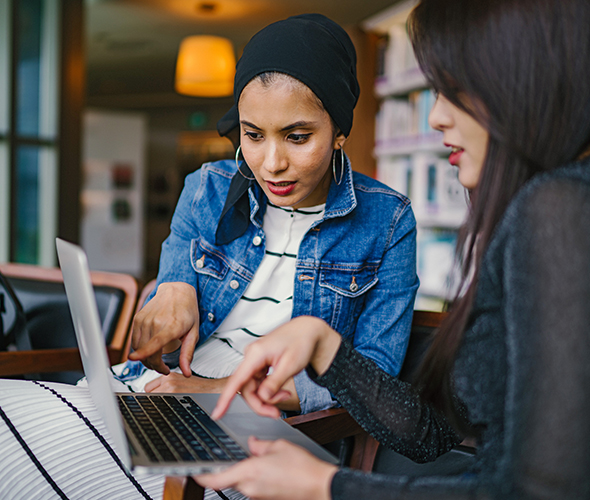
[[0, 346, 123, 377], [0, 262, 138, 366], [285, 407, 365, 444], [163, 477, 204, 500], [285, 408, 379, 472]]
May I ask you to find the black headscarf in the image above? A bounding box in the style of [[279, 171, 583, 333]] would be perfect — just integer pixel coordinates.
[[215, 13, 359, 245]]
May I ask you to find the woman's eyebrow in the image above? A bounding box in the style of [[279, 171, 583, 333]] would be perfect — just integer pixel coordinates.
[[240, 120, 262, 131], [280, 121, 315, 131], [240, 120, 316, 132]]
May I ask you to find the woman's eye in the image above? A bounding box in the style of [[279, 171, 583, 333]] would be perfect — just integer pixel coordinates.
[[244, 131, 262, 141], [288, 133, 311, 143]]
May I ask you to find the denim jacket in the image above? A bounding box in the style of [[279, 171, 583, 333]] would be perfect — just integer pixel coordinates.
[[151, 158, 419, 413]]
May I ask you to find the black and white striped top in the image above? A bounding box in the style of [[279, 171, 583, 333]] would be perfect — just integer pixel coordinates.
[[190, 203, 325, 379]]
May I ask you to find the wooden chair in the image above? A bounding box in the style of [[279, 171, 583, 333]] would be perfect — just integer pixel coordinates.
[[163, 310, 449, 499], [0, 262, 138, 381]]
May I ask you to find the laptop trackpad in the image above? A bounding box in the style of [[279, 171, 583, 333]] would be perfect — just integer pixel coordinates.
[[190, 393, 337, 463], [220, 413, 294, 440]]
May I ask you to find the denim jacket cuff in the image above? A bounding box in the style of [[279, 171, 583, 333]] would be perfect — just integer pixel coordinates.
[[161, 347, 181, 369], [294, 369, 338, 414]]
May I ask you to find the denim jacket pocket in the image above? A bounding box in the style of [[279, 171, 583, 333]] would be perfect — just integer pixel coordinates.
[[190, 239, 230, 280], [318, 264, 378, 337], [318, 264, 378, 297]]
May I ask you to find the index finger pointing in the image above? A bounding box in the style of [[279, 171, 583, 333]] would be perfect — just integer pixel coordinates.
[[211, 358, 270, 420]]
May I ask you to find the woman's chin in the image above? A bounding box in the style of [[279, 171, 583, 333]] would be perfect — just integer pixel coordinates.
[[267, 195, 296, 208]]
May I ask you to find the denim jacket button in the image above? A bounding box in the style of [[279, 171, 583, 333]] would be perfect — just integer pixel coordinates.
[[349, 283, 359, 292], [196, 256, 205, 268], [230, 280, 239, 290], [208, 312, 215, 322], [252, 236, 262, 246]]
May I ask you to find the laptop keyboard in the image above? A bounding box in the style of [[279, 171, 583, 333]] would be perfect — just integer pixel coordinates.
[[118, 394, 249, 463]]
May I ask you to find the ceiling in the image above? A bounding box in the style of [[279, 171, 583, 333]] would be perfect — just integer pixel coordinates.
[[85, 0, 402, 110]]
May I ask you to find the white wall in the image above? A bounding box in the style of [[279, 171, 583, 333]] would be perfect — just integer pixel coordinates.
[[82, 110, 146, 276]]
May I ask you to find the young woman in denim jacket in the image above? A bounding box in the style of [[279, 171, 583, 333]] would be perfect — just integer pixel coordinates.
[[198, 0, 590, 498], [126, 14, 419, 415], [0, 14, 417, 500]]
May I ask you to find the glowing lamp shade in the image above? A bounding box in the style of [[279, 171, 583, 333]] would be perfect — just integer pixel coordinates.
[[175, 35, 236, 97]]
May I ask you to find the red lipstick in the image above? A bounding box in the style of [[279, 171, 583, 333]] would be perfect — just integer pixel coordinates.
[[448, 150, 463, 165], [266, 181, 296, 196], [445, 144, 464, 166]]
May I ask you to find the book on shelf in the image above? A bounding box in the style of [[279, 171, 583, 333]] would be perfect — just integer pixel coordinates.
[[375, 35, 388, 79], [417, 228, 457, 300], [377, 153, 468, 229], [383, 24, 419, 80], [377, 156, 411, 197], [374, 23, 425, 96], [375, 131, 445, 157], [375, 89, 437, 148]]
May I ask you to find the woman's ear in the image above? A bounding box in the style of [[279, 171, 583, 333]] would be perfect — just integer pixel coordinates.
[[334, 131, 347, 150]]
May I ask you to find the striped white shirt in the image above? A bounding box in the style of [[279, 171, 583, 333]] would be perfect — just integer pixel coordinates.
[[190, 203, 325, 379]]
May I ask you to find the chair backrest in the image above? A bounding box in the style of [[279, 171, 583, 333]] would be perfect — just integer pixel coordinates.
[[399, 310, 446, 383], [0, 263, 138, 383], [0, 270, 31, 351]]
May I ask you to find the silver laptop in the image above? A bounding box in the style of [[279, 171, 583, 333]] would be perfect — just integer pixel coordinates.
[[55, 237, 337, 476]]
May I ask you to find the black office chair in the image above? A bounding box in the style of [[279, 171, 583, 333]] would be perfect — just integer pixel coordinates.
[[0, 263, 138, 384], [371, 311, 476, 477], [0, 270, 32, 352]]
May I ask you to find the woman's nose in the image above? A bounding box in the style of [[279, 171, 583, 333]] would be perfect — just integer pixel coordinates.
[[262, 143, 287, 174], [428, 94, 452, 131]]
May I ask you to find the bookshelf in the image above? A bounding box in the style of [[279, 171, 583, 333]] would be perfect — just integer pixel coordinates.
[[363, 1, 468, 310]]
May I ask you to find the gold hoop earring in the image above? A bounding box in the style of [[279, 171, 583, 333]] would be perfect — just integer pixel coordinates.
[[332, 148, 345, 185], [235, 145, 255, 180]]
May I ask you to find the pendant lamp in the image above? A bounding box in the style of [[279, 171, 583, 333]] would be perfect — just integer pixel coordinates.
[[175, 35, 236, 97]]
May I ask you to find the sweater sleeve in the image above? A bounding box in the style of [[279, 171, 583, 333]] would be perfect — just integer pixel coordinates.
[[314, 341, 460, 463]]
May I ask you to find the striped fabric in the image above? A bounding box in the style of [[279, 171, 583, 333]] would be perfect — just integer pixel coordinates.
[[204, 487, 249, 500], [0, 379, 164, 500], [199, 203, 326, 500], [193, 203, 324, 379]]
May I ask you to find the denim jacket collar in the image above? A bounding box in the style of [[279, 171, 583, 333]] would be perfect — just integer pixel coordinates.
[[323, 155, 357, 220], [248, 181, 265, 229]]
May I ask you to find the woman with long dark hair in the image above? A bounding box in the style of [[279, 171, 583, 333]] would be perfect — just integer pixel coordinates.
[[198, 0, 590, 498]]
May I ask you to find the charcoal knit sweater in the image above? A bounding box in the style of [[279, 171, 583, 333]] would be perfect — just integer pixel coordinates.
[[314, 159, 590, 499]]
